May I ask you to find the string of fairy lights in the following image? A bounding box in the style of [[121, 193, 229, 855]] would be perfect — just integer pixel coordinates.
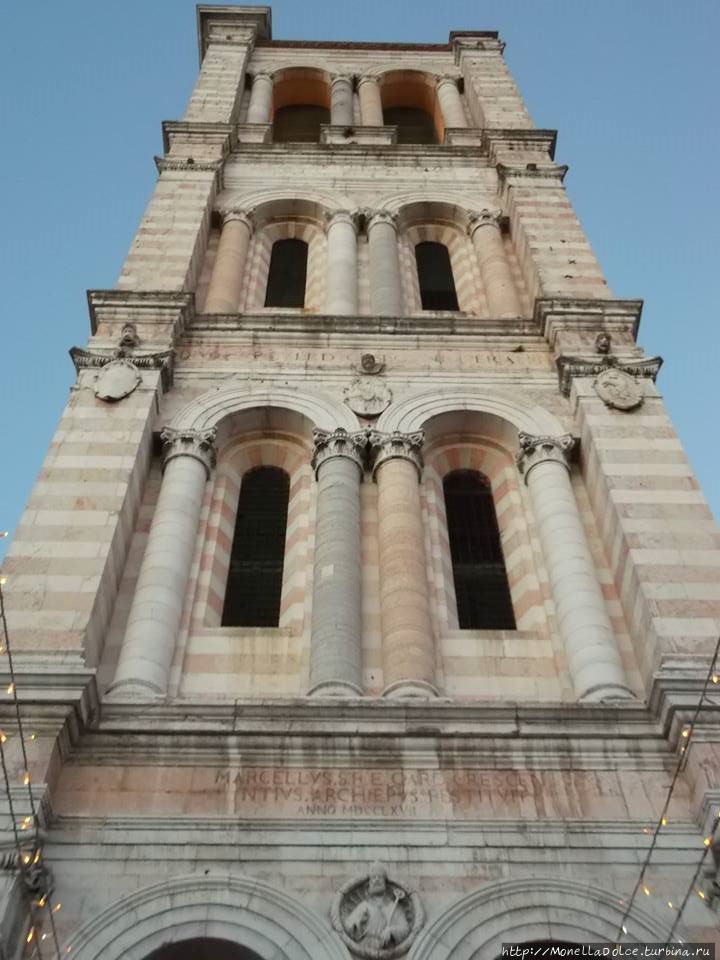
[[0, 531, 63, 959], [0, 524, 719, 953], [615, 633, 720, 946]]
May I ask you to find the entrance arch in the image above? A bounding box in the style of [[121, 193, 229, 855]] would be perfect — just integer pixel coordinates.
[[64, 874, 350, 960]]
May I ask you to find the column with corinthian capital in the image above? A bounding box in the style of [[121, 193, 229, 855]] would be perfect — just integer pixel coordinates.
[[330, 75, 354, 127], [370, 431, 438, 699], [325, 211, 358, 315], [367, 211, 403, 316], [517, 432, 634, 702], [468, 208, 522, 319], [246, 72, 274, 124], [436, 75, 468, 130], [308, 428, 368, 696], [203, 210, 253, 313], [108, 428, 216, 697]]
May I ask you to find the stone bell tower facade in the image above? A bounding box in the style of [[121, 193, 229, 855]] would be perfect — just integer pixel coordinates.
[[2, 5, 720, 958]]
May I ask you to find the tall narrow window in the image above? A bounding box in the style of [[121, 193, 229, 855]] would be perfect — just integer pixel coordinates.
[[416, 241, 459, 311], [264, 238, 308, 308], [273, 104, 329, 142], [222, 466, 290, 627], [383, 106, 438, 144], [443, 469, 516, 630]]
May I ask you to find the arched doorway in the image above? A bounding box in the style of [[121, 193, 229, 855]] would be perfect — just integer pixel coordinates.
[[147, 939, 262, 960]]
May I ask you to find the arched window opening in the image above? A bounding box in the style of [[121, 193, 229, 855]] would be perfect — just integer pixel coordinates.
[[273, 104, 329, 142], [264, 238, 308, 308], [415, 241, 459, 311], [383, 106, 438, 144], [444, 469, 516, 630], [222, 466, 290, 627], [147, 939, 263, 960]]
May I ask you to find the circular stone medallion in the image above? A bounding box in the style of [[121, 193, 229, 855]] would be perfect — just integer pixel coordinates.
[[593, 367, 643, 411], [94, 359, 141, 402], [344, 377, 392, 418]]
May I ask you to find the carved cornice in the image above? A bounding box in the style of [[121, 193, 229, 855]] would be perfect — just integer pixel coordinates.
[[153, 156, 223, 175], [556, 354, 663, 397], [69, 346, 174, 392], [161, 121, 233, 156], [196, 6, 271, 63], [535, 298, 645, 343], [497, 162, 568, 184], [482, 128, 557, 161], [86, 290, 195, 338], [160, 427, 217, 477], [369, 430, 425, 479], [311, 428, 368, 477], [516, 432, 577, 482]]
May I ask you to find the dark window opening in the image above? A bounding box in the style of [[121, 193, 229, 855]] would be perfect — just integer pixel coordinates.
[[383, 106, 438, 144], [444, 469, 516, 630], [273, 104, 329, 142], [264, 238, 308, 308], [222, 466, 290, 628], [148, 939, 262, 960], [416, 241, 460, 311]]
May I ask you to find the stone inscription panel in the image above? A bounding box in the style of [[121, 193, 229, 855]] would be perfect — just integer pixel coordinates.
[[55, 765, 688, 820]]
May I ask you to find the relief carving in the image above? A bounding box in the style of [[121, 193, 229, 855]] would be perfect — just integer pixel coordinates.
[[331, 861, 424, 959], [593, 367, 643, 411]]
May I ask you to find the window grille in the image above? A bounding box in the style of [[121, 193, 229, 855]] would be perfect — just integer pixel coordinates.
[[221, 466, 290, 628], [383, 106, 438, 144], [443, 469, 516, 630], [415, 241, 460, 311], [273, 104, 329, 142], [264, 238, 308, 308]]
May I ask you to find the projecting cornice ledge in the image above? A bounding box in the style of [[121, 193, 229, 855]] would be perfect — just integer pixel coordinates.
[[482, 128, 557, 161], [197, 5, 272, 63], [535, 298, 644, 344], [497, 161, 568, 185], [161, 121, 234, 156], [87, 290, 195, 337]]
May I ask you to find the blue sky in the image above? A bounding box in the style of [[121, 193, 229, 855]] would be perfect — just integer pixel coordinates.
[[1, 1, 718, 562]]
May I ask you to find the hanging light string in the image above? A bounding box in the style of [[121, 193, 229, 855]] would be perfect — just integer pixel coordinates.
[[665, 813, 720, 944], [0, 574, 61, 959], [616, 633, 720, 942]]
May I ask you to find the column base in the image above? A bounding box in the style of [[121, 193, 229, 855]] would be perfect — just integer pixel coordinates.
[[382, 679, 440, 700], [578, 683, 637, 703], [105, 677, 165, 699], [307, 680, 364, 698]]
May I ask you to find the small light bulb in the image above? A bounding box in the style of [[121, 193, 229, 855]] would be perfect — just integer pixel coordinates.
[[33, 850, 40, 864], [6, 683, 14, 695], [0, 732, 6, 744], [704, 837, 712, 847], [681, 728, 690, 738], [697, 889, 706, 900], [667, 901, 674, 908], [642, 884, 651, 896], [37, 895, 46, 907], [23, 772, 30, 786], [30, 733, 37, 742], [41, 933, 47, 941], [22, 855, 30, 865], [661, 817, 667, 826], [622, 925, 628, 935], [26, 928, 34, 943], [0, 577, 6, 586], [712, 675, 719, 684], [53, 903, 61, 913]]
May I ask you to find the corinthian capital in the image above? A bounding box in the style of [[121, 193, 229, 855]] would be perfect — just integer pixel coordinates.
[[160, 427, 217, 477], [468, 208, 503, 236], [219, 207, 253, 231], [368, 430, 425, 479], [311, 428, 368, 477], [365, 209, 398, 233], [516, 432, 576, 482]]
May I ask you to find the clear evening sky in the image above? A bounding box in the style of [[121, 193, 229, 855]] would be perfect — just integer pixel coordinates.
[[1, 1, 718, 562]]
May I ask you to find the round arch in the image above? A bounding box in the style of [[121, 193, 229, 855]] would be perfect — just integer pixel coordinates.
[[376, 387, 566, 446], [408, 877, 678, 960], [64, 873, 350, 960], [168, 383, 360, 449]]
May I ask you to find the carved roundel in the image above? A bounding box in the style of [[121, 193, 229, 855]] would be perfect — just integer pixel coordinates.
[[343, 377, 393, 418], [593, 367, 643, 411], [330, 863, 424, 959], [94, 359, 141, 402]]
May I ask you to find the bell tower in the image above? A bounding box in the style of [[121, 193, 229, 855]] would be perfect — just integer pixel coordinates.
[[1, 5, 719, 957]]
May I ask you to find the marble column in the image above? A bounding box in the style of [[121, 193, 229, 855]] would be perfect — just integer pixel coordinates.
[[330, 75, 354, 127], [325, 211, 358, 315], [436, 75, 467, 129], [108, 428, 216, 697], [246, 72, 274, 124], [357, 76, 384, 126], [517, 432, 634, 702], [468, 208, 522, 319], [308, 428, 368, 697], [370, 431, 438, 699], [367, 211, 403, 316], [203, 210, 253, 313]]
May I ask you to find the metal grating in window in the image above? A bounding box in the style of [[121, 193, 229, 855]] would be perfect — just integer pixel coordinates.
[[383, 106, 438, 144], [264, 238, 308, 308], [221, 466, 290, 628], [415, 241, 460, 311], [443, 469, 516, 630], [273, 104, 330, 143]]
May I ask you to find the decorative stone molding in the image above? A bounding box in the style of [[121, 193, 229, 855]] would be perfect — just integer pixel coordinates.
[[153, 156, 223, 174], [69, 346, 174, 393], [436, 74, 460, 89], [556, 353, 663, 397], [369, 430, 425, 479], [331, 73, 354, 88], [593, 367, 644, 410], [160, 427, 217, 477], [516, 431, 576, 481], [331, 861, 424, 959], [311, 428, 368, 477], [497, 161, 569, 184], [218, 206, 253, 231], [324, 209, 359, 233], [535, 297, 644, 344], [482, 128, 558, 161], [161, 120, 234, 156]]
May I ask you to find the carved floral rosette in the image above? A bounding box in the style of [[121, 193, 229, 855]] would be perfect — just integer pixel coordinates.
[[330, 869, 424, 960]]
